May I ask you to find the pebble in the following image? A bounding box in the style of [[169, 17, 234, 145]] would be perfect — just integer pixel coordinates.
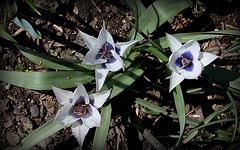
[[23, 120, 33, 131], [6, 132, 20, 146], [4, 118, 13, 128], [30, 104, 39, 117]]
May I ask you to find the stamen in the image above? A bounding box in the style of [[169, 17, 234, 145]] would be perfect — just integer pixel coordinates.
[[74, 104, 87, 116]]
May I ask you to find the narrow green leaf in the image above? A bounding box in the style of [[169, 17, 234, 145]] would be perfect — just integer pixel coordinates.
[[226, 91, 238, 142], [25, 0, 41, 15], [3, 0, 8, 27], [21, 19, 41, 39], [0, 24, 18, 43], [92, 62, 147, 150], [4, 119, 64, 150], [225, 41, 240, 53], [135, 97, 201, 127], [172, 85, 186, 147], [13, 17, 26, 30], [155, 30, 240, 50], [182, 101, 237, 144], [124, 0, 145, 17], [15, 44, 95, 71], [128, 0, 193, 41], [203, 64, 240, 95], [13, 17, 41, 39], [0, 70, 95, 90]]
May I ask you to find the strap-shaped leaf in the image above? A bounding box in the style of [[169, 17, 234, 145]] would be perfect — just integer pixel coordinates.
[[4, 119, 64, 150], [92, 62, 147, 150], [25, 0, 41, 16], [203, 64, 240, 95], [172, 85, 186, 147], [0, 70, 95, 90], [128, 0, 193, 41], [0, 24, 18, 43], [15, 44, 96, 71], [135, 98, 201, 127]]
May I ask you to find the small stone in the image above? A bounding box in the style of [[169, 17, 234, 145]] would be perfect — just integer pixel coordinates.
[[30, 105, 39, 117], [23, 120, 33, 131], [4, 118, 13, 128], [6, 132, 20, 146]]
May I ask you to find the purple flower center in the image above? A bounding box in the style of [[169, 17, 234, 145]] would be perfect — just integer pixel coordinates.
[[175, 51, 194, 72], [96, 42, 117, 65], [73, 104, 88, 116]]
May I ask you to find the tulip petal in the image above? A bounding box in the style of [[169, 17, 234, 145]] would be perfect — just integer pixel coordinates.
[[115, 40, 138, 56], [178, 40, 200, 61], [166, 33, 182, 53], [199, 52, 219, 67], [71, 120, 89, 147], [82, 104, 101, 128], [105, 50, 124, 72], [181, 60, 202, 79], [73, 83, 90, 104], [97, 27, 115, 52], [89, 89, 111, 108], [81, 45, 107, 66], [52, 85, 73, 105], [169, 71, 185, 92], [77, 28, 97, 49], [54, 104, 80, 126], [168, 50, 181, 72], [95, 65, 109, 92]]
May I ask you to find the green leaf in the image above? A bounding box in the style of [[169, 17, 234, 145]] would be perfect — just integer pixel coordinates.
[[135, 98, 201, 127], [182, 101, 237, 144], [0, 24, 18, 43], [203, 64, 240, 95], [124, 0, 145, 17], [21, 19, 42, 39], [172, 85, 185, 147], [226, 91, 238, 142], [155, 30, 240, 50], [13, 17, 41, 39], [225, 41, 240, 53], [0, 70, 95, 90], [92, 62, 147, 150], [15, 44, 96, 71], [128, 0, 193, 41], [4, 119, 64, 150], [25, 0, 41, 16]]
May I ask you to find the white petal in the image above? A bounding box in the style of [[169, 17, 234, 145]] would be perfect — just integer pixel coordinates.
[[97, 27, 115, 50], [105, 50, 124, 72], [95, 65, 109, 92], [166, 33, 182, 53], [89, 89, 111, 108], [81, 45, 107, 66], [77, 28, 97, 49], [115, 40, 138, 56], [181, 60, 202, 79], [169, 72, 184, 92], [168, 51, 181, 72], [199, 52, 219, 67], [71, 120, 89, 147], [82, 104, 101, 128], [178, 40, 200, 61], [54, 104, 80, 126], [73, 83, 89, 104], [52, 85, 73, 105]]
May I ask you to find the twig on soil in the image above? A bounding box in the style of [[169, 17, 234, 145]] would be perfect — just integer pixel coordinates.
[[128, 116, 167, 150]]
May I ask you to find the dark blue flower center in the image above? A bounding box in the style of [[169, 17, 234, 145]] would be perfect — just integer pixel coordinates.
[[96, 42, 117, 64], [175, 51, 194, 72]]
